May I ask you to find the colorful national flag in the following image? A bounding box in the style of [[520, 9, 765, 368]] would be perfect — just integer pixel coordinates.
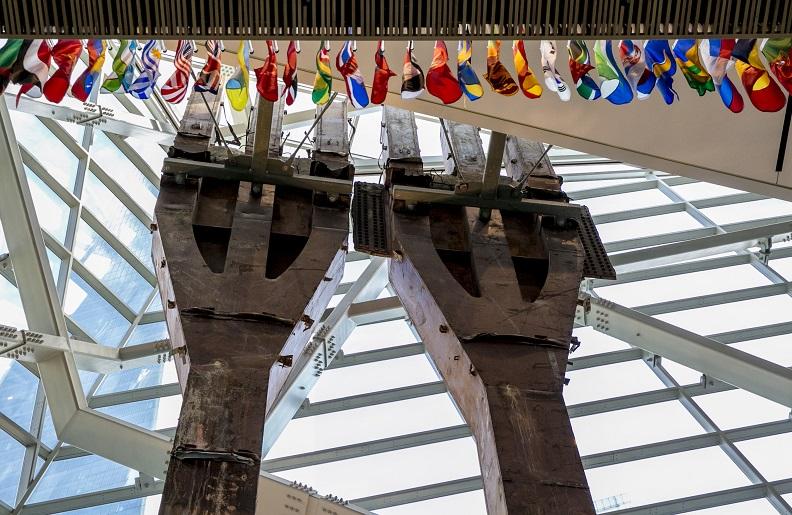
[[256, 40, 279, 102], [618, 40, 655, 99], [593, 40, 633, 105], [371, 40, 396, 105], [401, 41, 425, 100], [161, 39, 194, 103], [512, 40, 542, 99], [644, 40, 678, 105], [71, 40, 106, 102], [0, 39, 26, 95], [457, 40, 483, 101], [699, 39, 744, 113], [426, 40, 462, 104], [282, 41, 299, 106], [43, 39, 83, 103], [226, 40, 251, 110], [194, 40, 223, 94], [337, 41, 369, 108], [567, 40, 600, 100], [540, 40, 571, 101], [129, 40, 162, 100], [102, 40, 137, 93], [733, 39, 786, 112], [483, 40, 518, 96], [672, 39, 715, 96], [312, 41, 333, 105], [11, 39, 51, 102], [761, 38, 792, 95]]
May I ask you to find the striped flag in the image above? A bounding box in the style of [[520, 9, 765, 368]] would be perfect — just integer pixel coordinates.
[[71, 40, 106, 102], [457, 40, 483, 101], [618, 40, 655, 99], [129, 40, 162, 100], [567, 40, 600, 100], [102, 40, 137, 93], [336, 41, 369, 108], [484, 40, 518, 96], [226, 40, 251, 110], [512, 40, 542, 99], [644, 40, 678, 105], [540, 40, 571, 101], [194, 40, 223, 94], [282, 41, 299, 106], [699, 39, 744, 114], [673, 39, 715, 96], [312, 41, 333, 105], [426, 40, 462, 104], [401, 41, 425, 100], [43, 39, 83, 103], [255, 40, 279, 102], [593, 40, 633, 105], [161, 40, 194, 103], [11, 40, 51, 102], [0, 39, 26, 94]]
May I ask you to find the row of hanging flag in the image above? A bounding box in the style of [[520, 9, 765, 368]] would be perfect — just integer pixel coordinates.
[[0, 37, 790, 114]]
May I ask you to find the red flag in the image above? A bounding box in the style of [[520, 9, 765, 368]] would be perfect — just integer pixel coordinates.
[[371, 40, 396, 105], [282, 41, 299, 106], [44, 39, 83, 103], [255, 40, 279, 101], [426, 40, 462, 104]]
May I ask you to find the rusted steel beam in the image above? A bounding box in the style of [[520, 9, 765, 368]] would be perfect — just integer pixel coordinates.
[[385, 111, 595, 514], [154, 94, 351, 514]]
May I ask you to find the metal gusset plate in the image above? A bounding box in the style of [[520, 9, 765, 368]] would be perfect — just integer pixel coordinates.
[[577, 205, 616, 280], [352, 182, 392, 257]]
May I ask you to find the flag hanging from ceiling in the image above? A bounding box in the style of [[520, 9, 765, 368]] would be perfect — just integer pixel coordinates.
[[699, 39, 744, 114], [282, 41, 299, 106], [11, 39, 51, 102], [312, 41, 333, 105], [732, 39, 786, 112], [484, 40, 518, 96], [540, 40, 571, 101], [593, 40, 633, 105], [226, 40, 251, 110], [426, 40, 462, 104], [512, 40, 542, 98], [129, 40, 162, 100], [256, 40, 279, 102], [618, 40, 655, 99], [71, 40, 106, 102], [194, 40, 223, 94], [337, 41, 369, 108], [672, 39, 715, 96], [644, 40, 678, 105], [457, 40, 483, 101], [567, 40, 600, 100], [401, 41, 425, 99], [761, 38, 792, 95], [0, 39, 26, 95], [102, 40, 137, 93], [161, 40, 195, 103], [43, 39, 83, 103], [371, 40, 396, 105]]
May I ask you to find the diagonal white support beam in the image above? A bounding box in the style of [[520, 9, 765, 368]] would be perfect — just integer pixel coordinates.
[[578, 296, 792, 408]]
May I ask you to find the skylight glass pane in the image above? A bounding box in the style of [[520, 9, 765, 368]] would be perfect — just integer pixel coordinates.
[[351, 112, 383, 159], [25, 167, 70, 244], [700, 199, 792, 225], [571, 327, 631, 357], [274, 438, 481, 501], [597, 212, 704, 244], [29, 455, 136, 502], [126, 321, 169, 345], [694, 389, 790, 430], [64, 273, 130, 347], [655, 295, 792, 335], [91, 131, 158, 215], [0, 276, 27, 329], [342, 320, 418, 354], [10, 111, 80, 191], [585, 447, 750, 509], [671, 182, 743, 201], [564, 361, 666, 406], [0, 429, 25, 506], [571, 401, 705, 456], [97, 395, 181, 431], [564, 178, 649, 195], [734, 432, 792, 481], [125, 136, 166, 175], [82, 172, 152, 267], [577, 189, 672, 216], [266, 394, 463, 459], [376, 490, 487, 515], [73, 220, 153, 312], [60, 498, 146, 514], [679, 499, 778, 514], [0, 360, 38, 429], [731, 335, 792, 366], [769, 256, 792, 280], [96, 361, 178, 395]]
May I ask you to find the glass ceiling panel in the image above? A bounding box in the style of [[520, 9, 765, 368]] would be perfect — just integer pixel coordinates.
[[0, 429, 26, 506], [563, 360, 666, 405], [10, 110, 80, 191]]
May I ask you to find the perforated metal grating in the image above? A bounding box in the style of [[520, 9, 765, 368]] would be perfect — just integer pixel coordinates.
[[352, 182, 392, 257], [577, 205, 617, 280]]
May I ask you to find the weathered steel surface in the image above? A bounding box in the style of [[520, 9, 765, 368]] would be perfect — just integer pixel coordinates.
[[155, 94, 351, 514], [381, 106, 427, 186], [386, 110, 595, 514]]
